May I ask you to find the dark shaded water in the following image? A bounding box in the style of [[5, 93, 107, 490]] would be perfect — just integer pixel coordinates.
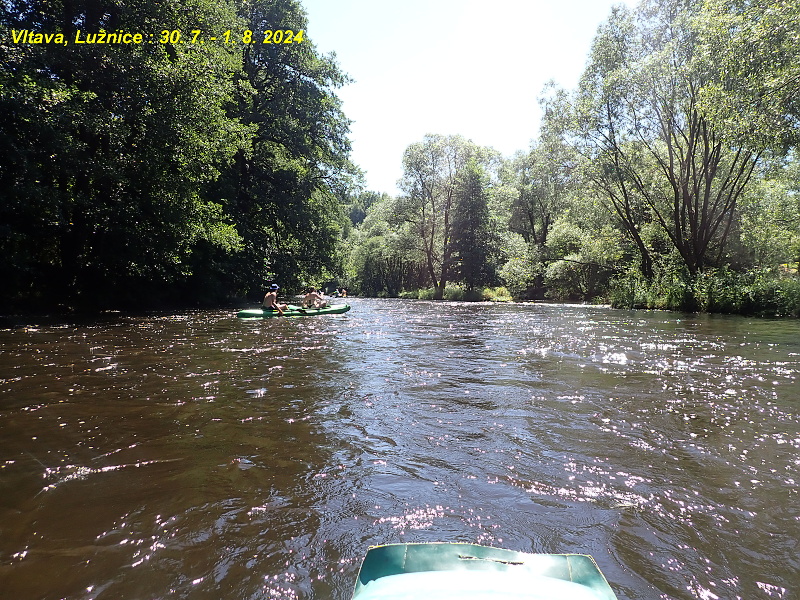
[[1, 299, 798, 600]]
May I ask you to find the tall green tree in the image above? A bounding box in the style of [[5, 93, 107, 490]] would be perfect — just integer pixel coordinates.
[[345, 194, 424, 296], [508, 87, 577, 249], [1, 0, 250, 309], [500, 86, 579, 296], [397, 134, 495, 299], [575, 0, 761, 277], [575, 4, 658, 280], [1, 0, 358, 309], [451, 159, 494, 291], [212, 0, 358, 296], [695, 0, 800, 150]]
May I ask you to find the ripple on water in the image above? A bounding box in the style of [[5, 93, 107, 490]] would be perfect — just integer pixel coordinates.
[[0, 302, 798, 599]]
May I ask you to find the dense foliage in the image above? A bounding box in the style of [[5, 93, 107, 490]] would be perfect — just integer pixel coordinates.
[[341, 0, 799, 316], [4, 0, 798, 316], [1, 0, 356, 311]]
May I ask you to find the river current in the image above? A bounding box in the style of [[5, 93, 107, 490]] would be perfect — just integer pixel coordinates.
[[0, 298, 798, 599]]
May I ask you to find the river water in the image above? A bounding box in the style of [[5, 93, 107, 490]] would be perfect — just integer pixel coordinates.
[[0, 299, 797, 600]]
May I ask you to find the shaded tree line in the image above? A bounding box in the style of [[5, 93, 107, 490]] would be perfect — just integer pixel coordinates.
[[1, 0, 356, 311]]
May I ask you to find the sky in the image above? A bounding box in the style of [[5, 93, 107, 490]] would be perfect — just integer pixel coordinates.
[[300, 0, 638, 196]]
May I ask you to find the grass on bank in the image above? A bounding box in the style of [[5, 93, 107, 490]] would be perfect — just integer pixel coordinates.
[[368, 270, 800, 317], [398, 286, 513, 302], [609, 268, 800, 317]]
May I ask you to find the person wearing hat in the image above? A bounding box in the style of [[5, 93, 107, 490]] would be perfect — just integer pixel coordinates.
[[262, 283, 287, 315]]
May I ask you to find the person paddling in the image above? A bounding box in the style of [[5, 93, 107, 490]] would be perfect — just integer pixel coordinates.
[[262, 283, 287, 315], [302, 287, 328, 309]]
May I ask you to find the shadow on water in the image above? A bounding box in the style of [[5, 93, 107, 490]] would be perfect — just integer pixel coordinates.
[[0, 312, 351, 599], [1, 299, 798, 599]]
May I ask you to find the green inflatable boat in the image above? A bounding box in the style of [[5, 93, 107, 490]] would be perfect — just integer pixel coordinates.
[[351, 543, 618, 600], [237, 304, 350, 318]]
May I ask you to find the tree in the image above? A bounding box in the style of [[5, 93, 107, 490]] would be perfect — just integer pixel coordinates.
[[501, 86, 579, 296], [397, 134, 494, 299], [575, 0, 761, 277], [345, 194, 424, 296], [737, 154, 800, 270], [0, 0, 250, 309], [347, 191, 387, 226], [451, 160, 495, 291], [695, 0, 800, 150], [212, 0, 358, 296], [508, 87, 577, 248], [544, 216, 622, 301], [0, 0, 358, 310]]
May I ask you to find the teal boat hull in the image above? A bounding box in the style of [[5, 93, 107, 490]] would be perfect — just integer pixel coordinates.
[[352, 543, 618, 600], [237, 304, 350, 318]]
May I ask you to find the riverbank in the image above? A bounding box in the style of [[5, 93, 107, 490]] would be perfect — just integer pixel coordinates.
[[397, 286, 514, 302], [609, 268, 800, 317], [369, 271, 800, 318]]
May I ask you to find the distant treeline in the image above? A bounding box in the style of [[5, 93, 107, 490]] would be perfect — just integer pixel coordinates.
[[3, 0, 799, 317], [1, 0, 357, 311], [340, 0, 800, 317]]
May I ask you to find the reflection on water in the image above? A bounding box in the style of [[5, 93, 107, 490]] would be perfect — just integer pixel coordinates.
[[1, 299, 798, 599]]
